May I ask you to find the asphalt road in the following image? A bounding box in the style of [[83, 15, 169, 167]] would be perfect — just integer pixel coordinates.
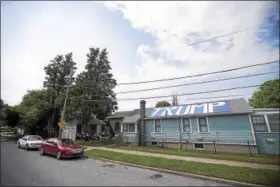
[[1, 141, 232, 186]]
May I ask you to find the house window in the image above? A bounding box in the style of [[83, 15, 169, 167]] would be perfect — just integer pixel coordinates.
[[154, 119, 162, 133], [122, 124, 135, 133], [194, 143, 204, 149], [115, 122, 120, 132], [198, 117, 209, 133], [267, 114, 279, 132], [251, 115, 268, 132], [182, 118, 191, 132]]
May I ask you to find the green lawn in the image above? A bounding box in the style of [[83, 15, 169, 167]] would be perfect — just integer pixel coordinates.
[[108, 146, 280, 165], [85, 149, 279, 186], [0, 135, 9, 142], [76, 140, 115, 147]]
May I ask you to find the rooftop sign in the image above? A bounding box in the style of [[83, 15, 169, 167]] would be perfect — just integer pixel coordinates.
[[147, 101, 231, 118]]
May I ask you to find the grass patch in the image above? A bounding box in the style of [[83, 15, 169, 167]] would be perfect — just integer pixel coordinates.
[[85, 149, 279, 186], [0, 135, 9, 142], [109, 146, 279, 165], [0, 134, 20, 142], [76, 140, 115, 147]]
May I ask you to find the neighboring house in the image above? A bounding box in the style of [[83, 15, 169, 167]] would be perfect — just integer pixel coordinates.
[[76, 117, 105, 135], [109, 98, 279, 155], [107, 111, 135, 135]]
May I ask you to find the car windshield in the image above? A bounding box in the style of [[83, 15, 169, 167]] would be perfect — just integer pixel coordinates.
[[59, 139, 75, 145], [28, 136, 42, 141]]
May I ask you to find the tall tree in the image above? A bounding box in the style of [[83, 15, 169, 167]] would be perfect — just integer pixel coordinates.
[[43, 53, 76, 136], [172, 94, 179, 106], [249, 79, 280, 108], [156, 101, 171, 108], [67, 47, 117, 135]]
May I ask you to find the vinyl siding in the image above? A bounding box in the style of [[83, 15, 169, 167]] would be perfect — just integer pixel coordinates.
[[145, 114, 253, 143]]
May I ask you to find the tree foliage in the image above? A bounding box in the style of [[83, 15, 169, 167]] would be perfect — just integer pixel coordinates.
[[43, 53, 77, 136], [2, 47, 118, 137], [249, 79, 280, 108], [156, 101, 171, 108], [67, 47, 117, 134], [14, 90, 50, 133], [0, 99, 8, 126]]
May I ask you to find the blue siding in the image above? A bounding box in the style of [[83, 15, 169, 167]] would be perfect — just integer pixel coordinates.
[[255, 133, 280, 154], [209, 115, 251, 131], [144, 114, 254, 143], [162, 119, 179, 141], [145, 120, 154, 136]]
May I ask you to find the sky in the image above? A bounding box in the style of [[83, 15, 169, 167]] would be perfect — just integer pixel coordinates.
[[1, 1, 279, 111]]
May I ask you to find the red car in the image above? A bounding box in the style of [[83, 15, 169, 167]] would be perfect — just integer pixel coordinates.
[[39, 137, 84, 160]]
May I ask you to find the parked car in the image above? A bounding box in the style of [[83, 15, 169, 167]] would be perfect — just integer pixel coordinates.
[[40, 137, 84, 160], [17, 135, 43, 150]]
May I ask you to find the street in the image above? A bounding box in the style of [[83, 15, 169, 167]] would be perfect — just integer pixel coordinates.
[[1, 141, 232, 186]]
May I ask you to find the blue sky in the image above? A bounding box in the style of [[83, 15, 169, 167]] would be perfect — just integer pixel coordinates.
[[1, 1, 279, 111]]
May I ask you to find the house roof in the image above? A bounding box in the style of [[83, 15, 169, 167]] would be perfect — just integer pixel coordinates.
[[122, 108, 153, 124], [107, 111, 132, 119], [145, 98, 253, 119], [89, 118, 105, 125]]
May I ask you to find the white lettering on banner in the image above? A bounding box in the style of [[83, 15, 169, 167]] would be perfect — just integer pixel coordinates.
[[189, 104, 208, 114], [208, 102, 226, 113], [166, 107, 179, 116], [150, 108, 161, 117], [148, 101, 230, 117], [176, 106, 184, 115], [182, 105, 191, 115]]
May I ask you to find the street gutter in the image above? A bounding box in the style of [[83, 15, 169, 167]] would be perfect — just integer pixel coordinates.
[[86, 155, 269, 187]]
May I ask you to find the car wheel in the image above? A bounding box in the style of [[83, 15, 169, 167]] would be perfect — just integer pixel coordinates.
[[17, 142, 21, 149], [25, 144, 29, 150], [40, 148, 44, 155], [56, 151, 62, 160]]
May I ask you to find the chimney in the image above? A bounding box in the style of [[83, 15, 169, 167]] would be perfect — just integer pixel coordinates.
[[140, 100, 146, 119], [139, 100, 146, 146]]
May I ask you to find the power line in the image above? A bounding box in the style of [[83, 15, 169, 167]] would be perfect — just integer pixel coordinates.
[[68, 94, 243, 103], [165, 94, 243, 103], [117, 84, 261, 101], [161, 25, 268, 51], [117, 60, 279, 85], [68, 98, 111, 103], [116, 71, 279, 94]]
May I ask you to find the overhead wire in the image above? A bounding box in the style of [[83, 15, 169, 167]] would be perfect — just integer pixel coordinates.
[[158, 24, 269, 51], [117, 60, 279, 85], [116, 71, 279, 94], [117, 84, 261, 101]]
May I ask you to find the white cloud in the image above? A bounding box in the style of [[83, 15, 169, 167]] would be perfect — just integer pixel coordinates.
[[105, 1, 279, 111], [1, 1, 279, 112]]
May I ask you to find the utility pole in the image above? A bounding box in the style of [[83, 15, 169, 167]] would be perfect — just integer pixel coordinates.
[[59, 70, 74, 138]]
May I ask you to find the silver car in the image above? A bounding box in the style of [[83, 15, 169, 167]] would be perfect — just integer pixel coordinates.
[[17, 135, 43, 150]]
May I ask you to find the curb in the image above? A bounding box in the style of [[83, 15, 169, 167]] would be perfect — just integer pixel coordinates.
[[86, 155, 268, 187]]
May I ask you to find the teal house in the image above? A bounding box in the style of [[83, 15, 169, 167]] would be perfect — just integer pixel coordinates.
[[108, 98, 279, 155]]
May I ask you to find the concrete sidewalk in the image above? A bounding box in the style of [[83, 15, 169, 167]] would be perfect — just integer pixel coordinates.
[[85, 146, 279, 170]]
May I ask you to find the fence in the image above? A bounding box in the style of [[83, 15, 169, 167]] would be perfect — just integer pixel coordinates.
[[116, 133, 259, 155], [115, 132, 139, 146]]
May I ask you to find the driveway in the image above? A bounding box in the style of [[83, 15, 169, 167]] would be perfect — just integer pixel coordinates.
[[1, 141, 232, 186]]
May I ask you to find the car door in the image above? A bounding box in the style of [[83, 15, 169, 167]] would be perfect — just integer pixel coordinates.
[[20, 136, 27, 147], [44, 138, 53, 154], [48, 138, 59, 155], [51, 139, 59, 155]]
